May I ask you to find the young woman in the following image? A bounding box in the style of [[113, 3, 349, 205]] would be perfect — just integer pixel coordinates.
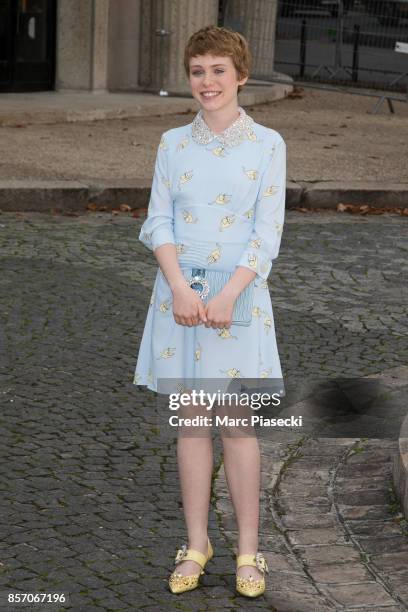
[[133, 25, 286, 598]]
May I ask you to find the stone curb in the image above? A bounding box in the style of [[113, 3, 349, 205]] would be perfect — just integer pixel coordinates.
[[0, 179, 407, 212], [0, 179, 150, 212]]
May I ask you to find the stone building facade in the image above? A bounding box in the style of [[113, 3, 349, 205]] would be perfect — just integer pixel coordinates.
[[0, 0, 278, 93]]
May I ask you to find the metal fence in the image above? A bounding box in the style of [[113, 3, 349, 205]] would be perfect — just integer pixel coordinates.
[[219, 0, 408, 94], [275, 0, 408, 92]]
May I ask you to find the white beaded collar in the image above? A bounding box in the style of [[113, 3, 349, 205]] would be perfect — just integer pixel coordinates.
[[191, 105, 255, 148]]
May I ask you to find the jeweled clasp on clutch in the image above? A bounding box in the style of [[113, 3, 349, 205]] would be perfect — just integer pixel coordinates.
[[188, 268, 210, 300]]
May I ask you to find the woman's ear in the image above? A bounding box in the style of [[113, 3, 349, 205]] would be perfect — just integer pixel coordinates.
[[238, 74, 249, 87]]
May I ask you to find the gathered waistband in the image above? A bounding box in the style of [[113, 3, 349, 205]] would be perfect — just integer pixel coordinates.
[[176, 239, 247, 272]]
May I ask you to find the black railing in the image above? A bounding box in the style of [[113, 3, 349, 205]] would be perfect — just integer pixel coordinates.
[[275, 0, 408, 92]]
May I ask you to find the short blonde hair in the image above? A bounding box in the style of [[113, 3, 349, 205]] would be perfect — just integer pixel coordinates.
[[184, 25, 251, 93]]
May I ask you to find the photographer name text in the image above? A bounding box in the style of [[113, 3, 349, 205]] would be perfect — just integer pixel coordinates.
[[169, 415, 303, 427]]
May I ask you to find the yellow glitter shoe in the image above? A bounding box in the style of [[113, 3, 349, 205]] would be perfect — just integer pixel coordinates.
[[168, 538, 213, 594], [236, 552, 269, 598]]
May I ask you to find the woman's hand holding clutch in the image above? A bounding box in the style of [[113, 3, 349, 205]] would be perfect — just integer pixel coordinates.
[[204, 293, 235, 330], [172, 285, 208, 327]]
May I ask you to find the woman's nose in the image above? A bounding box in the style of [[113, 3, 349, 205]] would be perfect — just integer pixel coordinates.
[[202, 73, 213, 87]]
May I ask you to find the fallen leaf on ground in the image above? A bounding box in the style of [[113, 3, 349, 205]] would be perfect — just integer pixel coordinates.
[[132, 208, 148, 217], [287, 87, 304, 99], [337, 202, 408, 215]]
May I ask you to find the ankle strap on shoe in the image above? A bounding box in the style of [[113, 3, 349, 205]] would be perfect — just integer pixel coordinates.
[[237, 552, 269, 574], [174, 545, 207, 569]]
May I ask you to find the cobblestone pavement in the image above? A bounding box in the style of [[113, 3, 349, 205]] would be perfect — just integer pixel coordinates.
[[0, 210, 407, 611]]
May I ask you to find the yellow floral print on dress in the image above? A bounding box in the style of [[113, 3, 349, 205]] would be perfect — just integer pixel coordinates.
[[250, 238, 262, 249], [157, 348, 176, 359], [274, 221, 283, 234], [219, 215, 235, 231], [220, 368, 242, 378], [263, 185, 279, 197], [263, 316, 272, 334], [177, 136, 189, 151], [194, 342, 202, 361], [252, 306, 268, 318], [158, 300, 171, 313], [242, 167, 259, 181], [209, 193, 232, 206], [217, 328, 238, 340], [161, 175, 171, 190], [176, 243, 188, 254], [178, 171, 193, 189], [182, 209, 198, 224], [207, 243, 222, 264], [209, 145, 228, 157], [159, 136, 168, 150], [248, 253, 258, 268]]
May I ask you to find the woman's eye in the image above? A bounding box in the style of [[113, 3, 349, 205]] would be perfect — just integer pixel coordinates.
[[191, 70, 224, 76]]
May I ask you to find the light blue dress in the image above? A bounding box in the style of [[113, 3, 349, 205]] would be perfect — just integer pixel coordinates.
[[133, 106, 286, 396]]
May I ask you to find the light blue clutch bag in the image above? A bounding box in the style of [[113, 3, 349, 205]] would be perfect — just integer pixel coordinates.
[[185, 267, 255, 326]]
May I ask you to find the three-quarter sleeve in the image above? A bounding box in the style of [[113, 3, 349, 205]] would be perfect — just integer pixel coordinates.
[[139, 132, 175, 252], [236, 135, 286, 280]]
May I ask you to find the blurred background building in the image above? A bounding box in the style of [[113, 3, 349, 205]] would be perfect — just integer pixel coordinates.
[[0, 0, 280, 93], [0, 0, 406, 94]]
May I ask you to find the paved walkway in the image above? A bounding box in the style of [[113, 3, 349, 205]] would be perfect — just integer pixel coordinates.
[[0, 79, 290, 126], [0, 208, 407, 610], [1, 87, 408, 212], [0, 87, 407, 183], [218, 419, 408, 611]]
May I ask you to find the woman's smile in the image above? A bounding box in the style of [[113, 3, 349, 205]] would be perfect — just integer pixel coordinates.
[[201, 90, 222, 101]]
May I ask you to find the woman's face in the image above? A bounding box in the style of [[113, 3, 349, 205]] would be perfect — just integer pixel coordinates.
[[188, 54, 248, 112]]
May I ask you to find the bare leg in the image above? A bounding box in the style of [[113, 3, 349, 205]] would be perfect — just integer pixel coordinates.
[[221, 433, 263, 580], [171, 394, 213, 576]]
